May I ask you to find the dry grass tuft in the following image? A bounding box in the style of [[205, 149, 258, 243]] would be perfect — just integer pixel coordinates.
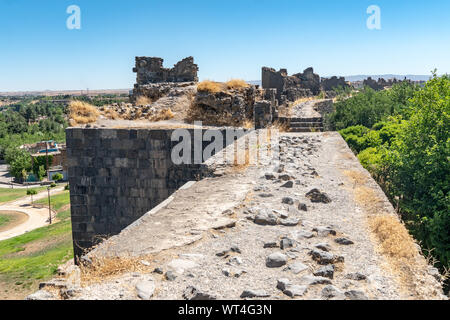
[[270, 120, 289, 132], [68, 101, 100, 126], [197, 80, 224, 93], [369, 215, 416, 259], [79, 255, 154, 284], [242, 119, 254, 129], [148, 108, 174, 122], [135, 96, 152, 106], [103, 108, 119, 120], [226, 79, 249, 90]]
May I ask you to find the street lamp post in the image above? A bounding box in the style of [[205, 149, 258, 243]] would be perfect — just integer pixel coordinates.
[[47, 186, 52, 224]]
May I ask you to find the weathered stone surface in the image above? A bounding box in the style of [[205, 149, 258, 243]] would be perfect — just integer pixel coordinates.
[[279, 217, 300, 227], [306, 189, 332, 203], [283, 285, 308, 297], [136, 279, 155, 300], [254, 209, 278, 226], [183, 286, 216, 300], [335, 237, 354, 245], [25, 290, 55, 300], [263, 241, 278, 248], [309, 249, 343, 265], [133, 56, 198, 85], [280, 237, 295, 250], [240, 290, 270, 298], [277, 278, 291, 291], [301, 275, 332, 285], [322, 285, 345, 299], [294, 230, 315, 239], [345, 273, 367, 281], [345, 290, 369, 300], [313, 226, 337, 237], [281, 181, 294, 188], [167, 259, 198, 274], [285, 262, 308, 274], [165, 271, 178, 281], [314, 265, 335, 279], [282, 197, 294, 205], [266, 252, 288, 268], [314, 243, 331, 252]]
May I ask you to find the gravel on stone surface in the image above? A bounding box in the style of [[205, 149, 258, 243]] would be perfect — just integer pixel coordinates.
[[41, 132, 446, 300]]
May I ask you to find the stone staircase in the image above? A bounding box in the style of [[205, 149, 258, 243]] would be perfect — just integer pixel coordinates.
[[278, 117, 324, 132]]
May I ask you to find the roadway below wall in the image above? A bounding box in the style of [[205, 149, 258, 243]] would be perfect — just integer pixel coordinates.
[[0, 186, 65, 241]]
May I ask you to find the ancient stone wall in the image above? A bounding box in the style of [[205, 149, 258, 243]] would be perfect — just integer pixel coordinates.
[[133, 56, 198, 85], [363, 77, 404, 91], [261, 66, 320, 101], [320, 76, 349, 92], [66, 127, 242, 259]]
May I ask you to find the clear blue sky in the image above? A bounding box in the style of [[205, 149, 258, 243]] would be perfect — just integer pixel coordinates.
[[0, 0, 449, 91]]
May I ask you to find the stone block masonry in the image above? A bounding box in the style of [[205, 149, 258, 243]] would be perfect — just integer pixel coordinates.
[[66, 127, 240, 260]]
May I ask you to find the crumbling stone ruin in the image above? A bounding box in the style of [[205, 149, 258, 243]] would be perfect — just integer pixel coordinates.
[[320, 76, 349, 92], [262, 67, 350, 103], [191, 86, 262, 126], [133, 56, 198, 84], [262, 67, 316, 103], [363, 77, 401, 91], [131, 56, 198, 104]]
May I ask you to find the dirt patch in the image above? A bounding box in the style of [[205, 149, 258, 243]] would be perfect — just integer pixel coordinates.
[[0, 211, 28, 232]]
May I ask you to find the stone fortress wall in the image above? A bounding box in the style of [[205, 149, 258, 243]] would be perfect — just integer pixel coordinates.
[[66, 127, 245, 259]]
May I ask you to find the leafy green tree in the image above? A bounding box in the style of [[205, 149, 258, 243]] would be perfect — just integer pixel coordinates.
[[5, 148, 32, 179], [389, 74, 450, 268], [27, 189, 37, 204], [51, 173, 63, 182], [37, 165, 46, 181]]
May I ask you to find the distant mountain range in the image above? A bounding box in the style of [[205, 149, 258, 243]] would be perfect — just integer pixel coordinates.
[[247, 75, 432, 86], [343, 75, 432, 82]]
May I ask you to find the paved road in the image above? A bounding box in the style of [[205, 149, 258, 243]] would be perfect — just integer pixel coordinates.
[[0, 186, 66, 241]]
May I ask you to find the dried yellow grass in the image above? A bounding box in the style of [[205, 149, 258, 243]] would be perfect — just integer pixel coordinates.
[[148, 108, 175, 122], [68, 100, 100, 126], [270, 120, 289, 132], [79, 255, 154, 284], [135, 96, 152, 106], [226, 79, 249, 90], [242, 119, 254, 129], [369, 215, 416, 260], [103, 108, 119, 120], [197, 80, 224, 93]]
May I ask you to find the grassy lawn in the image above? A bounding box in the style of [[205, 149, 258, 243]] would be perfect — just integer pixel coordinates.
[[35, 190, 70, 212], [0, 186, 48, 204], [0, 189, 72, 299]]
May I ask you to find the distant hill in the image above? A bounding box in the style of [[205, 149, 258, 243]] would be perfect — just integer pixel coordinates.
[[247, 75, 431, 86], [247, 80, 262, 86], [344, 75, 431, 82]]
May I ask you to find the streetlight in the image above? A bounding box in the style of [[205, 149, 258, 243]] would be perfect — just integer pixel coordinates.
[[47, 186, 52, 224]]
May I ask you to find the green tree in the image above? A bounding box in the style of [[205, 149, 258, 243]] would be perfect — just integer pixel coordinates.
[[390, 74, 449, 268], [5, 148, 32, 179], [27, 189, 38, 204], [51, 173, 63, 182]]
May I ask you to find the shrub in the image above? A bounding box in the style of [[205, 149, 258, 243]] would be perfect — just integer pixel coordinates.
[[52, 173, 63, 182]]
